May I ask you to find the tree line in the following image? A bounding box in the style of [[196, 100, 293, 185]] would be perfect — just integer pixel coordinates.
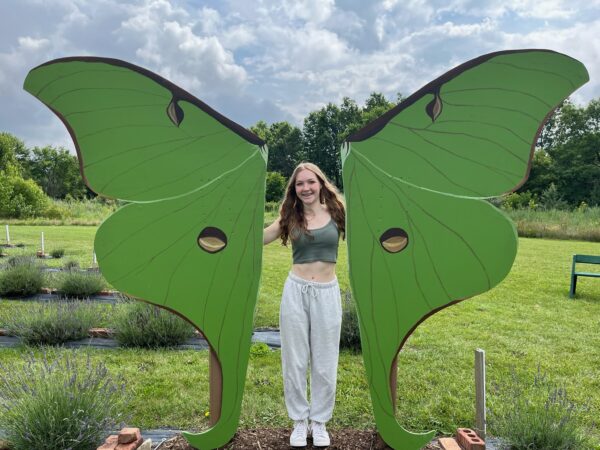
[[1, 93, 598, 217]]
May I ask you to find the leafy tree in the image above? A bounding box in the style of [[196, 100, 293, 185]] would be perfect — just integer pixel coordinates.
[[251, 121, 304, 177], [518, 150, 555, 198], [361, 92, 395, 125], [544, 100, 600, 206], [302, 93, 396, 188], [26, 146, 88, 199], [0, 132, 26, 175], [0, 171, 50, 218], [267, 123, 304, 177], [302, 103, 345, 187], [265, 171, 287, 202], [250, 120, 269, 141]]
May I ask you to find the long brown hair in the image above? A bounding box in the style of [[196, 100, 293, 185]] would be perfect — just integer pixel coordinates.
[[279, 162, 345, 246]]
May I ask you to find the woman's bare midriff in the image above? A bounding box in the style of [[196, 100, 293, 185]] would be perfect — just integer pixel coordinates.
[[292, 261, 337, 283]]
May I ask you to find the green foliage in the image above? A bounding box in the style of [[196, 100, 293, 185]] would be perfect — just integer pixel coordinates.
[[63, 259, 80, 271], [539, 183, 569, 210], [0, 351, 127, 450], [0, 171, 50, 218], [0, 258, 43, 297], [340, 290, 361, 353], [490, 367, 588, 450], [502, 191, 536, 210], [50, 248, 65, 258], [265, 171, 287, 202], [249, 342, 271, 357], [2, 301, 98, 345], [112, 300, 195, 348], [251, 121, 304, 177], [302, 93, 397, 188], [534, 100, 600, 206], [507, 207, 600, 242], [58, 271, 105, 298], [24, 146, 89, 199], [0, 132, 26, 175]]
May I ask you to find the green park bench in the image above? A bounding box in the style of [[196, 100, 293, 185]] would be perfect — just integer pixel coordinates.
[[570, 254, 600, 298]]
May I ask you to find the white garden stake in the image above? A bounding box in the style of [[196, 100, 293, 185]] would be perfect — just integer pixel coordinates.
[[41, 232, 45, 255], [475, 348, 486, 440], [5, 224, 9, 245], [92, 251, 97, 267]]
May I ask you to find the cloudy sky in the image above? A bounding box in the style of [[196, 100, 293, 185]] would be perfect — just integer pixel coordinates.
[[1, 0, 599, 152]]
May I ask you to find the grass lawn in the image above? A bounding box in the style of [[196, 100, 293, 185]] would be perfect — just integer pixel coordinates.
[[1, 225, 600, 446]]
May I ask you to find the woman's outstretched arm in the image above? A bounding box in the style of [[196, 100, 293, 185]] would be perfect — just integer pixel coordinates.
[[263, 216, 281, 245]]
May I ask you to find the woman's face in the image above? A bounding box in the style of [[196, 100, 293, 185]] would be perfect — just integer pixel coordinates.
[[294, 169, 321, 206]]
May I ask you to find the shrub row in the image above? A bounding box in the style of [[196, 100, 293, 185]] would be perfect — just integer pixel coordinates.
[[2, 299, 195, 348], [0, 257, 105, 297]]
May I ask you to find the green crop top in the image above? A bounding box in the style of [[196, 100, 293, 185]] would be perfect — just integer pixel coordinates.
[[291, 219, 339, 264]]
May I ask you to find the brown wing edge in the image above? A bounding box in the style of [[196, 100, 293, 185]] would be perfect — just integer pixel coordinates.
[[346, 49, 588, 196], [24, 57, 266, 198], [27, 56, 264, 145], [346, 49, 587, 143]]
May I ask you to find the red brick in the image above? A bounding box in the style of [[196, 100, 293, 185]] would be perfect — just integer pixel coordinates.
[[456, 428, 485, 450], [118, 427, 141, 444], [115, 437, 143, 450], [96, 434, 118, 450], [89, 327, 113, 338], [439, 437, 462, 450]]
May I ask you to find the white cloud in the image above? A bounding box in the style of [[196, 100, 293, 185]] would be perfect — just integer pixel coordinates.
[[17, 37, 51, 51], [282, 0, 335, 23], [1, 0, 599, 152], [499, 19, 600, 104]]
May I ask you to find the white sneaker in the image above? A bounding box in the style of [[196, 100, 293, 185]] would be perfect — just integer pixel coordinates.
[[290, 419, 308, 447], [311, 421, 330, 447]]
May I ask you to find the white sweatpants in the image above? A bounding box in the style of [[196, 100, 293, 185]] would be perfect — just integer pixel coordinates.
[[279, 271, 342, 423]]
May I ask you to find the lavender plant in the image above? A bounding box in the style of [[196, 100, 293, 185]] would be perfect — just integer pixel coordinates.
[[0, 351, 127, 450], [58, 271, 105, 298], [489, 366, 588, 449], [113, 300, 195, 348], [0, 257, 43, 297], [3, 301, 98, 345], [340, 290, 362, 353]]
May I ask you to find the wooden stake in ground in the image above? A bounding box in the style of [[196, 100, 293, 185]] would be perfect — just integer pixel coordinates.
[[5, 225, 9, 245], [209, 347, 222, 426], [474, 348, 486, 440], [41, 232, 45, 255]]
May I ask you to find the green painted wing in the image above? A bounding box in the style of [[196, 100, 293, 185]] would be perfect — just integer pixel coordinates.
[[24, 58, 267, 450], [342, 50, 588, 449]]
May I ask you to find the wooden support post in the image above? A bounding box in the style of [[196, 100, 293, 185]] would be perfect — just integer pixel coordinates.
[[390, 353, 398, 410], [5, 225, 9, 245], [209, 347, 222, 427], [474, 348, 486, 440]]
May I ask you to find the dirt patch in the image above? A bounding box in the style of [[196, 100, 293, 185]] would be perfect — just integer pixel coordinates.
[[157, 429, 443, 450]]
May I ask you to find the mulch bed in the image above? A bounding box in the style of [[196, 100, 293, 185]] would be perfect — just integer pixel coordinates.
[[157, 430, 442, 450]]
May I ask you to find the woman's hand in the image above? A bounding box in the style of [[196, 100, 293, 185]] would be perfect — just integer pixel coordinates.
[[263, 216, 281, 245]]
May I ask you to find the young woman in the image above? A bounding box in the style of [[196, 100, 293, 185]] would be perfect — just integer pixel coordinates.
[[263, 162, 346, 447]]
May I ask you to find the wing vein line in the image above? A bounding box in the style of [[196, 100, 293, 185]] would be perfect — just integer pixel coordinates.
[[442, 87, 552, 108], [369, 138, 481, 196], [405, 129, 522, 182], [404, 125, 528, 164], [429, 119, 530, 145], [488, 61, 577, 88], [443, 100, 540, 123], [48, 87, 169, 105]]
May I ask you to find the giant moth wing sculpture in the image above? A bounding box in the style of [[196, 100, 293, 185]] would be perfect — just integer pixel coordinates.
[[24, 58, 267, 449], [342, 49, 588, 449]]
